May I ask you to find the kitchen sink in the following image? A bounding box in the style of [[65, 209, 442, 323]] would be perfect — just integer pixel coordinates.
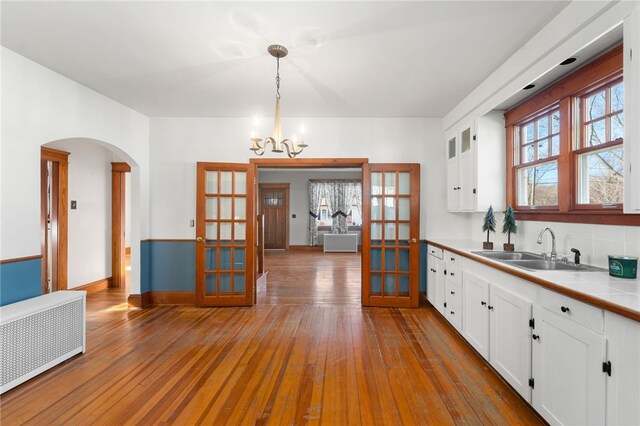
[[471, 251, 606, 272], [471, 251, 542, 261]]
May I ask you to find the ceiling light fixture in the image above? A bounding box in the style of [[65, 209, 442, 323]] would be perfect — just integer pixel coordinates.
[[560, 57, 577, 65], [250, 44, 308, 158], [523, 84, 536, 90]]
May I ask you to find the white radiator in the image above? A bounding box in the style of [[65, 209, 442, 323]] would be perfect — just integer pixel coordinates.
[[323, 233, 359, 253], [1, 291, 86, 394]]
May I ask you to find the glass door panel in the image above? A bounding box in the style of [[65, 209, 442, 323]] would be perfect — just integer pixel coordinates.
[[363, 164, 420, 308], [196, 163, 254, 306]]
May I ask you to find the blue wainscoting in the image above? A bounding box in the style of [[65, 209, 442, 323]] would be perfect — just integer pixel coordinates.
[[144, 241, 195, 292], [419, 241, 427, 293], [0, 258, 42, 306]]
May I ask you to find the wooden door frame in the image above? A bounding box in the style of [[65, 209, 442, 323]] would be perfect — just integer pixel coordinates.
[[259, 183, 290, 250], [41, 147, 69, 293], [112, 162, 131, 288]]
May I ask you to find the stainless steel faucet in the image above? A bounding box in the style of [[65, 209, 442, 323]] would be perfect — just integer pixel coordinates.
[[537, 227, 557, 261]]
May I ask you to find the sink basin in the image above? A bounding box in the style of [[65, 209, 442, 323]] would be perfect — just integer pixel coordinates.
[[505, 260, 605, 272], [471, 251, 542, 261]]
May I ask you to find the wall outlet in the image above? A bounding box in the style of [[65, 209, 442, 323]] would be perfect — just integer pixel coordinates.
[[70, 200, 77, 209], [292, 214, 296, 219], [189, 219, 194, 227]]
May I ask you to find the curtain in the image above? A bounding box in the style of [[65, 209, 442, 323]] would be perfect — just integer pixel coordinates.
[[308, 181, 324, 246]]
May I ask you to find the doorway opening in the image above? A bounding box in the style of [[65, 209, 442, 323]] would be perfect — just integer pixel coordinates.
[[253, 159, 366, 306], [40, 147, 69, 293]]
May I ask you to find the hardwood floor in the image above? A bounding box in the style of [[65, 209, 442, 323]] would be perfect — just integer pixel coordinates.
[[1, 252, 543, 425], [259, 251, 361, 305]]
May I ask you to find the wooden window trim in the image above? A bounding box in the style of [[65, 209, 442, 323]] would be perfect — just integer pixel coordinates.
[[504, 44, 640, 225]]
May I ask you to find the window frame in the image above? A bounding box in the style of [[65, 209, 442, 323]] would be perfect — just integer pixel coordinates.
[[505, 45, 639, 225]]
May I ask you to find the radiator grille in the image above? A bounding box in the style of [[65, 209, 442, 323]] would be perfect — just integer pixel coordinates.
[[1, 299, 84, 388], [323, 234, 359, 253]]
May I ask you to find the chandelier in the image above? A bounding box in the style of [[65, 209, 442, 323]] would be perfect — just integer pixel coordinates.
[[250, 45, 308, 158]]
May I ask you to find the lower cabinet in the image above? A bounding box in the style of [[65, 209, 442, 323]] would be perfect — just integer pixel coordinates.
[[427, 253, 446, 315], [462, 271, 532, 401], [532, 305, 606, 425], [445, 279, 462, 332]]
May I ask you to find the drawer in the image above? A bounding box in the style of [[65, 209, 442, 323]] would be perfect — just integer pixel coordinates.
[[540, 290, 604, 333], [445, 263, 463, 286], [428, 245, 444, 259], [445, 250, 462, 264]]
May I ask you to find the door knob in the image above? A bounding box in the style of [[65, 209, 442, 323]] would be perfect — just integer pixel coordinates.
[[410, 238, 417, 243], [196, 236, 203, 242]]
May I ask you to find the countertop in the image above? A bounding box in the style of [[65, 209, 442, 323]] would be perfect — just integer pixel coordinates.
[[426, 239, 640, 322]]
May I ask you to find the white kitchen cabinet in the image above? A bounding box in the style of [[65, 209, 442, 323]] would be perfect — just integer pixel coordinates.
[[427, 253, 446, 316], [604, 311, 640, 425], [445, 278, 462, 332], [489, 284, 533, 401], [446, 111, 505, 213], [462, 271, 490, 359], [532, 305, 606, 426], [624, 5, 640, 213]]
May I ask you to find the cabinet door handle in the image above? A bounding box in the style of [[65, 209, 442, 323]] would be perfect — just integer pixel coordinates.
[[450, 311, 455, 315], [450, 272, 455, 276], [450, 257, 455, 261], [561, 306, 570, 313], [450, 291, 455, 295], [532, 334, 540, 340], [488, 305, 494, 310], [481, 301, 487, 306]]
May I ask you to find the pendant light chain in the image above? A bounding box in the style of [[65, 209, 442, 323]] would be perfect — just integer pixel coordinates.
[[275, 56, 281, 99]]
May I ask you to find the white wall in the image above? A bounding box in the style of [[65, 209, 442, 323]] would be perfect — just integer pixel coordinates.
[[45, 140, 113, 288], [258, 170, 361, 245], [149, 117, 470, 241], [0, 47, 150, 294]]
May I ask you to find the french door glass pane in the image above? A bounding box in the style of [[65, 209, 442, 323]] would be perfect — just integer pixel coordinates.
[[371, 248, 382, 270], [398, 173, 410, 195], [517, 161, 558, 206], [371, 173, 382, 195], [206, 198, 218, 219], [578, 147, 624, 204], [371, 223, 382, 241], [234, 273, 245, 293], [220, 197, 232, 220], [206, 172, 218, 194], [206, 223, 217, 241], [205, 274, 216, 294], [384, 197, 395, 220], [234, 198, 246, 219], [220, 274, 231, 293], [371, 197, 382, 220], [220, 171, 233, 194], [399, 249, 410, 271], [234, 222, 246, 241], [398, 198, 410, 220], [384, 172, 396, 195], [399, 275, 409, 295], [384, 248, 395, 270], [220, 248, 231, 270], [383, 275, 395, 295], [205, 248, 216, 270], [398, 224, 410, 241], [234, 248, 245, 269], [371, 274, 382, 295], [220, 223, 232, 240], [384, 223, 396, 242], [234, 172, 246, 195]]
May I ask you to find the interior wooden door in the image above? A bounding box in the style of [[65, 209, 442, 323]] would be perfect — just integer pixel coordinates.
[[196, 162, 255, 306], [259, 184, 289, 250], [362, 164, 420, 307]]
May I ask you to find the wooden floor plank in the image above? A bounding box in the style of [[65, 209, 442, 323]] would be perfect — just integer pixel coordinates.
[[0, 252, 543, 425]]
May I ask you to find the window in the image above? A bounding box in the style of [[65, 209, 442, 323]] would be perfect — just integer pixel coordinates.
[[505, 45, 637, 225], [316, 195, 362, 227], [576, 80, 624, 206], [316, 197, 332, 226]]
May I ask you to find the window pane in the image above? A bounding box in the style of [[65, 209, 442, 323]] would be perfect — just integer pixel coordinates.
[[234, 172, 246, 195], [523, 144, 534, 163], [586, 119, 606, 146], [538, 139, 549, 160], [585, 90, 606, 121], [537, 117, 549, 138], [371, 173, 382, 195], [384, 172, 396, 195], [551, 111, 560, 133], [518, 161, 558, 206], [611, 82, 624, 112], [578, 147, 624, 204], [448, 138, 456, 159], [611, 112, 624, 141], [551, 135, 560, 156], [524, 123, 534, 143], [461, 128, 471, 152]]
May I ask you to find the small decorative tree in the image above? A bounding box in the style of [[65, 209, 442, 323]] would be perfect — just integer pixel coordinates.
[[502, 205, 518, 252], [482, 205, 496, 250]]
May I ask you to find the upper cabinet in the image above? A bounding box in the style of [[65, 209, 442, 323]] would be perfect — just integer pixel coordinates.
[[624, 6, 640, 213], [446, 111, 506, 213]]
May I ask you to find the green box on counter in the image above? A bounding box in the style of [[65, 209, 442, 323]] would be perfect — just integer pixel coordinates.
[[608, 255, 638, 279]]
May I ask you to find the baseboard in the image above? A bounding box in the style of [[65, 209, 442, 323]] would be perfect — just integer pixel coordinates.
[[419, 292, 427, 307], [149, 291, 195, 305], [72, 277, 112, 294], [289, 245, 323, 251], [128, 294, 143, 308]]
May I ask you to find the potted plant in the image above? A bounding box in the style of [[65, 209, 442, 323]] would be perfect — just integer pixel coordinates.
[[502, 205, 517, 252], [482, 205, 496, 250]]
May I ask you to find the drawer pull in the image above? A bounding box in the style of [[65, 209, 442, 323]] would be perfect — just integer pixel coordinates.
[[450, 272, 455, 276], [450, 291, 455, 295], [532, 334, 540, 340], [481, 301, 487, 306], [450, 257, 455, 261], [561, 306, 570, 313], [450, 311, 455, 315], [488, 305, 494, 311]]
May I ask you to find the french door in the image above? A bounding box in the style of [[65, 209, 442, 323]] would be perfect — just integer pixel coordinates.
[[362, 164, 420, 307], [196, 163, 255, 306]]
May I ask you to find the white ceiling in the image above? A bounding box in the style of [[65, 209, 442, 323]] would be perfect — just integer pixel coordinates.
[[1, 1, 570, 118]]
